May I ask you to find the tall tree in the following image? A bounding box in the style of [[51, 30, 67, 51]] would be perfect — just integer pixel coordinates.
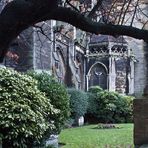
[[0, 0, 147, 62]]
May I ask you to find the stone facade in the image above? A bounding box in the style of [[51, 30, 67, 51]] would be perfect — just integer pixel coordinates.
[[0, 0, 148, 147], [87, 34, 135, 94], [4, 28, 34, 71], [0, 21, 143, 95], [0, 1, 147, 94], [128, 39, 147, 97]]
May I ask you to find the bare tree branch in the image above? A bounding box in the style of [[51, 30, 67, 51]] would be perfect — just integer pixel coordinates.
[[0, 0, 147, 62], [117, 0, 127, 24], [33, 24, 52, 42], [121, 0, 132, 25], [142, 20, 148, 29], [130, 0, 139, 26], [65, 0, 80, 12], [48, 7, 148, 41], [88, 0, 103, 18]]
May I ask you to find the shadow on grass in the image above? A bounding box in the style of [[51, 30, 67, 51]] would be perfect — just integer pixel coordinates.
[[59, 142, 66, 147], [91, 123, 122, 130]]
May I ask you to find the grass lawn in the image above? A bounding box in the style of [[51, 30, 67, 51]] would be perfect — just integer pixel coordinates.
[[59, 124, 133, 148]]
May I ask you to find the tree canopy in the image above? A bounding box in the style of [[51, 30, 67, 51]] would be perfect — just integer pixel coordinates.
[[0, 0, 147, 62]]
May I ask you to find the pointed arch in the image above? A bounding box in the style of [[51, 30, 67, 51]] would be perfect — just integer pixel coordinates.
[[87, 62, 108, 90], [87, 62, 108, 76]]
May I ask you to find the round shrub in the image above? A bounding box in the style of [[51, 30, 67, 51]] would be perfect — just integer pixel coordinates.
[[87, 86, 133, 123], [102, 91, 133, 123], [0, 68, 56, 148], [88, 86, 103, 94], [87, 86, 103, 115], [27, 71, 70, 135], [67, 88, 88, 119]]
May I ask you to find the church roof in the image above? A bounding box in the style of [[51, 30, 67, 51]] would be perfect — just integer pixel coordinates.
[[89, 34, 127, 45]]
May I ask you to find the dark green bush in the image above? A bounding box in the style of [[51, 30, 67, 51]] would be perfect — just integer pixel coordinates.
[[87, 86, 103, 115], [88, 86, 103, 94], [121, 95, 133, 122], [67, 88, 88, 119], [64, 118, 75, 128], [0, 68, 56, 148], [27, 71, 70, 135], [87, 86, 133, 123]]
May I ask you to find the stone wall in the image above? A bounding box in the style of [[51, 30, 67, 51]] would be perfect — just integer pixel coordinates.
[[5, 28, 34, 72], [33, 22, 52, 70], [115, 57, 127, 94], [144, 43, 148, 85], [134, 98, 148, 146], [128, 39, 147, 97]]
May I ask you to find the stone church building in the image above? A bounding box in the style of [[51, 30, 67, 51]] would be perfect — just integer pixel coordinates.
[[0, 0, 147, 97]]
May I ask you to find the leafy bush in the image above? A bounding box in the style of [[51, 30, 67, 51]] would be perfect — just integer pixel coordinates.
[[122, 95, 133, 122], [64, 118, 75, 128], [88, 86, 103, 94], [27, 71, 70, 135], [87, 86, 103, 115], [0, 68, 57, 148], [67, 88, 88, 120], [87, 86, 133, 123]]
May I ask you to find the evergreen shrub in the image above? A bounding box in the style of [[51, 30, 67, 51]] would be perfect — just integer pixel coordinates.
[[87, 86, 103, 115], [27, 71, 70, 134], [0, 68, 56, 148], [67, 88, 88, 120], [87, 86, 133, 123]]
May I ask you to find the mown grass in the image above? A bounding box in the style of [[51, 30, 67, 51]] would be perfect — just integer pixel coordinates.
[[59, 124, 133, 148]]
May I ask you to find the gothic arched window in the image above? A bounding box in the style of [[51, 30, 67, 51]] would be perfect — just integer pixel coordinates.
[[88, 63, 108, 89]]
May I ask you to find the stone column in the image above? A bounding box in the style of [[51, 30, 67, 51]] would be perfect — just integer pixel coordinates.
[[109, 56, 116, 91], [50, 20, 56, 71], [134, 42, 148, 147], [128, 59, 135, 94], [86, 74, 90, 91], [128, 47, 135, 94]]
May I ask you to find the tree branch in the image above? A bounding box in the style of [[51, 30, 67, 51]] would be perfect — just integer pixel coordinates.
[[65, 0, 80, 12], [130, 0, 139, 26], [0, 0, 147, 62], [88, 0, 103, 18], [47, 7, 148, 41]]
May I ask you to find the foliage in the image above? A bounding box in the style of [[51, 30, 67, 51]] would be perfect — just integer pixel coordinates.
[[27, 71, 70, 135], [88, 86, 103, 94], [67, 88, 88, 119], [87, 86, 133, 123], [87, 86, 103, 115], [0, 68, 56, 148], [121, 95, 134, 122], [64, 118, 75, 128]]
